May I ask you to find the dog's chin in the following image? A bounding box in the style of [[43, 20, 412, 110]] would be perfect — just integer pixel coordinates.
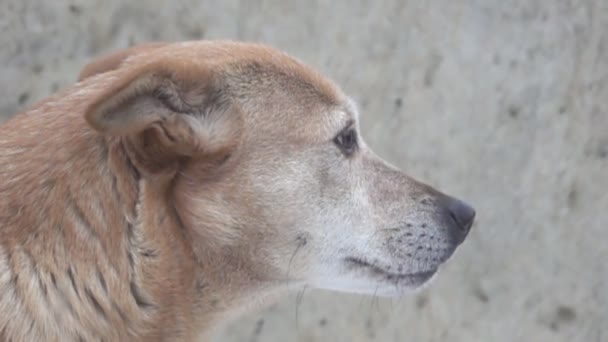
[[341, 257, 439, 297]]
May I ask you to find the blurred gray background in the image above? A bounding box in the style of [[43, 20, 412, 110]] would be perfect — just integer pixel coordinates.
[[1, 0, 606, 341]]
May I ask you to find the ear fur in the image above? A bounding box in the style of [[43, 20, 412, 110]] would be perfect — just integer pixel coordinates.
[[83, 53, 242, 175], [78, 42, 168, 81]]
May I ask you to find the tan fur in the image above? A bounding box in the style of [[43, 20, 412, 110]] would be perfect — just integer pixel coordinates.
[[0, 41, 474, 341], [77, 42, 169, 81]]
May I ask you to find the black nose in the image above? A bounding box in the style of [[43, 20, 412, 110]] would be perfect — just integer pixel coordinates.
[[443, 196, 475, 244]]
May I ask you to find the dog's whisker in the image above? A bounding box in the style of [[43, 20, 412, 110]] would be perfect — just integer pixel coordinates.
[[368, 285, 379, 318], [295, 285, 307, 335], [285, 237, 307, 291]]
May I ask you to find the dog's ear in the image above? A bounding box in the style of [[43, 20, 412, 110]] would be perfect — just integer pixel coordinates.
[[84, 57, 242, 175], [78, 42, 168, 81]]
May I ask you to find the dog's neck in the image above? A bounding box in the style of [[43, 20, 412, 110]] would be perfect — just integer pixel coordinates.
[[110, 137, 290, 338]]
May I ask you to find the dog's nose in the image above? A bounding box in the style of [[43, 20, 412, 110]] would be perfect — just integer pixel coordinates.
[[443, 196, 475, 244]]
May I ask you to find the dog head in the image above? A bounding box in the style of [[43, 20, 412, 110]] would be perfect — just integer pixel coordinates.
[[82, 41, 475, 297]]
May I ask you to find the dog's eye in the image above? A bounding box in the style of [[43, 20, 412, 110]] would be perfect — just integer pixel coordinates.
[[333, 128, 358, 156]]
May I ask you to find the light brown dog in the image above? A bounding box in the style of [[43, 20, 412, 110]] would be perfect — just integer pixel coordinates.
[[0, 41, 475, 341]]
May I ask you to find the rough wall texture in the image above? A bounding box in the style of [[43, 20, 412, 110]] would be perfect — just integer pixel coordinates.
[[1, 0, 606, 341]]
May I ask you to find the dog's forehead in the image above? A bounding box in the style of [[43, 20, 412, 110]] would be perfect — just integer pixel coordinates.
[[122, 41, 355, 139], [125, 41, 341, 94]]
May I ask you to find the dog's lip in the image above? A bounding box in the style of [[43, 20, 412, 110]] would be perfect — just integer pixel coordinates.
[[344, 257, 437, 283]]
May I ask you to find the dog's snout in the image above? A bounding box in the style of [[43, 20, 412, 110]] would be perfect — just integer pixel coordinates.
[[442, 196, 475, 244]]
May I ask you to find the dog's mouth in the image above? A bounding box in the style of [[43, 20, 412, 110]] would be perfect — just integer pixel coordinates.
[[344, 257, 437, 287]]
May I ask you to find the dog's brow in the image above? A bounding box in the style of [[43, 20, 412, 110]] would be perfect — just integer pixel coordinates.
[[329, 110, 354, 133], [343, 118, 355, 129], [345, 97, 360, 121]]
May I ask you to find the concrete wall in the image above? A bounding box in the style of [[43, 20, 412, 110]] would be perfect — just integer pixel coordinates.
[[2, 0, 606, 341]]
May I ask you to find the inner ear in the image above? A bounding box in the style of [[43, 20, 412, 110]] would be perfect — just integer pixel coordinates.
[[85, 71, 192, 136]]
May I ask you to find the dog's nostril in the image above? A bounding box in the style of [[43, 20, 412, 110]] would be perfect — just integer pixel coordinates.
[[449, 211, 460, 228]]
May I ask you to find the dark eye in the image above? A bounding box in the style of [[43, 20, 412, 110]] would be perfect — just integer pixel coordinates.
[[333, 128, 358, 156]]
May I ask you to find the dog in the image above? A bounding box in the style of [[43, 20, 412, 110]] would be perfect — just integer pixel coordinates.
[[0, 41, 475, 341]]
